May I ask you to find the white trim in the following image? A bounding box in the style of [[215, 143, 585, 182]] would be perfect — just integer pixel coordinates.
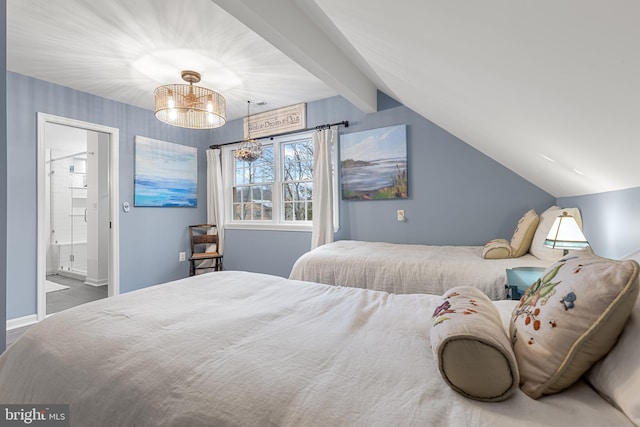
[[57, 269, 86, 282], [84, 278, 109, 287], [7, 315, 38, 330], [224, 223, 312, 232], [37, 113, 120, 321]]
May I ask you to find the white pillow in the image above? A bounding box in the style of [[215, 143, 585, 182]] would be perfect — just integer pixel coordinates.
[[587, 249, 640, 424], [529, 206, 583, 261]]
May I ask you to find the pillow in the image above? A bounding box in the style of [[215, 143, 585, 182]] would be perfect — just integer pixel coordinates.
[[529, 206, 583, 261], [586, 249, 640, 424], [430, 286, 519, 401], [482, 238, 512, 259], [510, 209, 539, 257], [510, 252, 639, 399]]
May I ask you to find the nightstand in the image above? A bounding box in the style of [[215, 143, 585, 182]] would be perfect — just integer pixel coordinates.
[[506, 267, 546, 300]]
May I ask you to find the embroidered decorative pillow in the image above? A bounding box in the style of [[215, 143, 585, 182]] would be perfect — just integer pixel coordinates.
[[482, 239, 512, 259], [510, 253, 639, 399], [587, 250, 640, 424], [510, 209, 539, 257], [529, 206, 582, 261], [430, 286, 519, 401]]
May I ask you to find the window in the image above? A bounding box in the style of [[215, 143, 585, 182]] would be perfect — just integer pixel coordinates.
[[232, 145, 275, 221], [222, 131, 338, 231], [282, 139, 313, 222]]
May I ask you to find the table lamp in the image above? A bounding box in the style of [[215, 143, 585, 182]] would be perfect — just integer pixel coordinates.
[[543, 211, 590, 255]]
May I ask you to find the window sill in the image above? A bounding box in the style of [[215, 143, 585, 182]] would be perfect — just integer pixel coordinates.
[[224, 223, 312, 233]]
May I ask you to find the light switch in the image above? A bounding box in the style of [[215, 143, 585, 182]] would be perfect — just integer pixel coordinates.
[[397, 209, 405, 222]]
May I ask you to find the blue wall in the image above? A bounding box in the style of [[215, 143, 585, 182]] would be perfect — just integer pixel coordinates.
[[215, 93, 556, 276], [6, 72, 211, 319], [4, 71, 639, 323], [5, 75, 559, 321], [558, 187, 640, 259]]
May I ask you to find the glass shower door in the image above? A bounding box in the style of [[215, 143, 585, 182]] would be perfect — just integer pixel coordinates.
[[68, 157, 88, 276], [52, 154, 88, 278]]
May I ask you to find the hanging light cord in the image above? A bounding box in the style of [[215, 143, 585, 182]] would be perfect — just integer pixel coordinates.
[[246, 101, 251, 141]]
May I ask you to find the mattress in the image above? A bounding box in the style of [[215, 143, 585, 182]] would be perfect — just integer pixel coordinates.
[[290, 240, 552, 299]]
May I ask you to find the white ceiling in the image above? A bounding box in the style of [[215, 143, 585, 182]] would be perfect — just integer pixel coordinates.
[[7, 0, 640, 197], [6, 0, 338, 120]]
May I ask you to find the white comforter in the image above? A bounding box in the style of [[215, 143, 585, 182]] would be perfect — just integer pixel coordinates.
[[0, 272, 631, 427], [289, 240, 552, 300]]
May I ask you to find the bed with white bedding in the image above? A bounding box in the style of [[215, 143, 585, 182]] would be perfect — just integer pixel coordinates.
[[289, 240, 552, 299], [0, 270, 636, 427]]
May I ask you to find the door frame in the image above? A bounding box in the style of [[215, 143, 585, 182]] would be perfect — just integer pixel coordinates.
[[37, 113, 120, 320]]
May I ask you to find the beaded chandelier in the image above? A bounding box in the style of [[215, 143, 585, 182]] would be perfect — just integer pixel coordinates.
[[234, 101, 263, 162]]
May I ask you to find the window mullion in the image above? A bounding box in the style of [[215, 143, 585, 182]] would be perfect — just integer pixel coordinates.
[[273, 141, 282, 225]]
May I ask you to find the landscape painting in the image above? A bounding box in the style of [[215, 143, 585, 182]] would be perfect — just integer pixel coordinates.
[[134, 136, 198, 207], [340, 124, 407, 200]]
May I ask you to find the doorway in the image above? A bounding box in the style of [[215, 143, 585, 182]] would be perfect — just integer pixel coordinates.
[[37, 114, 120, 320]]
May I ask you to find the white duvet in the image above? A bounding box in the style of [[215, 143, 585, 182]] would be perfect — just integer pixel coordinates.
[[0, 271, 632, 426], [290, 240, 552, 300]]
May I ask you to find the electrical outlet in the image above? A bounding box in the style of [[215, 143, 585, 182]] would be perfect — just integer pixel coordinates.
[[397, 209, 405, 222], [179, 252, 186, 262]]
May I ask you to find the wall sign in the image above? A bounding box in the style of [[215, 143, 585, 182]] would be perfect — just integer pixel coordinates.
[[244, 103, 306, 139]]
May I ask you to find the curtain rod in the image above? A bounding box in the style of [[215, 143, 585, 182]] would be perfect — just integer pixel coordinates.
[[209, 120, 349, 149]]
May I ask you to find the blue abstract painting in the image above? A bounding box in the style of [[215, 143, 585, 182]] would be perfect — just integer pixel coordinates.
[[134, 136, 197, 207]]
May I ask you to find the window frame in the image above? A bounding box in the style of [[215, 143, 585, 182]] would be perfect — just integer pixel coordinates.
[[222, 130, 339, 232]]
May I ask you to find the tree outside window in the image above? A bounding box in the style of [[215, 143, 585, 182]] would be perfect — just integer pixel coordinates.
[[232, 145, 274, 221], [224, 131, 338, 231], [282, 140, 313, 222], [231, 135, 313, 224]]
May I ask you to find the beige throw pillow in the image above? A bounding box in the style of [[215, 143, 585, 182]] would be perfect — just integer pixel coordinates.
[[510, 252, 639, 399], [482, 238, 512, 259], [510, 209, 539, 257], [431, 286, 519, 401]]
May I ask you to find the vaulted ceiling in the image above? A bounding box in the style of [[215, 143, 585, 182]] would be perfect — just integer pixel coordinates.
[[7, 0, 640, 197]]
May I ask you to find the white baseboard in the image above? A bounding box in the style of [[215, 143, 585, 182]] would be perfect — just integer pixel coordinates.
[[58, 270, 86, 281], [84, 278, 108, 287], [7, 314, 39, 330]]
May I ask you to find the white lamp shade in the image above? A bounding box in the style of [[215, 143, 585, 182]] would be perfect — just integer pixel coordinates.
[[544, 212, 590, 249]]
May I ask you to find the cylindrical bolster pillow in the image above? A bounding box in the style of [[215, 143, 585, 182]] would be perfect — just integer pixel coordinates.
[[482, 239, 512, 259], [430, 286, 519, 401]]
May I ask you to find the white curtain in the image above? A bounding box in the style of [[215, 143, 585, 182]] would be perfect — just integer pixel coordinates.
[[311, 127, 335, 249], [206, 148, 225, 254]]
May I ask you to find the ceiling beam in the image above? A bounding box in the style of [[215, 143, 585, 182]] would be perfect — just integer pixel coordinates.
[[210, 0, 377, 113]]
